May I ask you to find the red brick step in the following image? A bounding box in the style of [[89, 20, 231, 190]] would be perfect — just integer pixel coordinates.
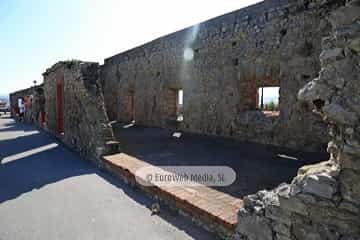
[[102, 153, 243, 235]]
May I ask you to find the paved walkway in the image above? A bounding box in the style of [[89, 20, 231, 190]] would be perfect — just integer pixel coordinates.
[[0, 116, 216, 240]]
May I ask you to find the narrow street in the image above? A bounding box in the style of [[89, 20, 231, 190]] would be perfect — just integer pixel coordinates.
[[0, 116, 215, 240]]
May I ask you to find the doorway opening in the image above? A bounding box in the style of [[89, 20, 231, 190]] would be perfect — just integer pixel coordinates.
[[127, 91, 135, 123], [56, 77, 64, 135], [166, 88, 183, 121]]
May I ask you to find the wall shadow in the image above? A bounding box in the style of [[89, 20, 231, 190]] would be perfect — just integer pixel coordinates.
[[0, 146, 93, 203], [0, 119, 215, 240], [0, 132, 54, 162], [0, 119, 37, 133], [0, 121, 17, 132]]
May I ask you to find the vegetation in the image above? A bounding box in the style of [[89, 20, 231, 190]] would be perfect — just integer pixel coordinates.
[[264, 101, 279, 111], [62, 59, 81, 69]]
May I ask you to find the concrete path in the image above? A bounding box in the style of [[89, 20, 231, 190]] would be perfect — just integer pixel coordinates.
[[0, 116, 216, 240]]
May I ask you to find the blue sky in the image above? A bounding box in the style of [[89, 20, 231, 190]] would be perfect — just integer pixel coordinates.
[[259, 87, 279, 104], [0, 0, 262, 96]]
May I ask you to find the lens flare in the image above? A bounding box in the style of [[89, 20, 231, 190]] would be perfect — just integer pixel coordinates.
[[183, 48, 194, 61]]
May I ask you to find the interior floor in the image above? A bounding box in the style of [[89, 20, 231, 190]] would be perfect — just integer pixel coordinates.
[[112, 122, 329, 198]]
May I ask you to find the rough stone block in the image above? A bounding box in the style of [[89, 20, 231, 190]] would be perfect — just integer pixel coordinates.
[[273, 222, 291, 238], [292, 223, 322, 240], [320, 48, 344, 62], [340, 152, 360, 170], [339, 200, 360, 214], [104, 140, 120, 155], [275, 233, 291, 240], [278, 194, 308, 216], [349, 38, 360, 53], [302, 174, 337, 199], [298, 80, 333, 104], [307, 203, 360, 233], [237, 209, 273, 240], [322, 103, 357, 126], [343, 143, 360, 157], [330, 5, 360, 28], [340, 169, 360, 203], [295, 193, 336, 208], [265, 205, 291, 226]]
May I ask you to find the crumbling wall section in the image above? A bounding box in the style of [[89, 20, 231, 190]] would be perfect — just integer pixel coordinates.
[[43, 63, 63, 133], [236, 1, 360, 239], [10, 87, 33, 120], [10, 85, 45, 126], [43, 61, 118, 163], [101, 0, 342, 151]]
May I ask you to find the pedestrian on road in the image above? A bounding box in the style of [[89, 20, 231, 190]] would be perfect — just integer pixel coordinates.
[[18, 97, 26, 121]]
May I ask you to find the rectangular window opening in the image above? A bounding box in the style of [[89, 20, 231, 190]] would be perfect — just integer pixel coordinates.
[[166, 88, 183, 122], [177, 89, 183, 122], [257, 86, 280, 117]]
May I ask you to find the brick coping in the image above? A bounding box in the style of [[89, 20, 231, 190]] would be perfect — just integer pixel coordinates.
[[102, 153, 243, 234]]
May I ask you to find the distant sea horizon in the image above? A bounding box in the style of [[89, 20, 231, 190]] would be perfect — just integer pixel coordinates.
[[263, 96, 279, 104], [0, 94, 9, 102]]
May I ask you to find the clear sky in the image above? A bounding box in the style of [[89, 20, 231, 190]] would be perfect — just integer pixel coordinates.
[[0, 0, 262, 96]]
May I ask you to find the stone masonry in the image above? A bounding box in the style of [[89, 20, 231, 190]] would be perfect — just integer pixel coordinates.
[[8, 0, 360, 238], [43, 61, 119, 164], [100, 0, 347, 151], [10, 85, 45, 126], [236, 1, 360, 239]]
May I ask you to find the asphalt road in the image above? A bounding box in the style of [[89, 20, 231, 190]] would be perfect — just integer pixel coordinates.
[[0, 116, 216, 240]]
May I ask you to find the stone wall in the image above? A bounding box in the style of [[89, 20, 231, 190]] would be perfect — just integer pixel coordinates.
[[43, 61, 118, 163], [10, 85, 45, 126], [236, 1, 360, 239], [100, 0, 345, 151]]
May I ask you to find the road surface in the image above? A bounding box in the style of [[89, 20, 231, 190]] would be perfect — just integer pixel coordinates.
[[0, 115, 215, 240]]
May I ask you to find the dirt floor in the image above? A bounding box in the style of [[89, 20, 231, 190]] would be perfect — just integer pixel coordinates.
[[113, 122, 329, 198]]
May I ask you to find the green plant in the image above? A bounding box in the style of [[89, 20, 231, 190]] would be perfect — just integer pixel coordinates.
[[264, 101, 278, 111], [62, 59, 81, 69]]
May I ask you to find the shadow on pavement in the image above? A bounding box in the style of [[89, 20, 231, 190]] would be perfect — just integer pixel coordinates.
[[0, 119, 216, 240], [0, 119, 37, 133]]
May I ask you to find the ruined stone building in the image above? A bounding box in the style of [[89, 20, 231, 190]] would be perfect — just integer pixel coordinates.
[[10, 0, 360, 239], [41, 61, 119, 162], [101, 0, 334, 151], [10, 85, 45, 125]]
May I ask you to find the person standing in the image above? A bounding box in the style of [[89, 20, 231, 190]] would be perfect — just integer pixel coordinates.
[[18, 97, 26, 121]]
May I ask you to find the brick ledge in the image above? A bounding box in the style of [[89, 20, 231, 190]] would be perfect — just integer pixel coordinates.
[[102, 153, 243, 235]]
